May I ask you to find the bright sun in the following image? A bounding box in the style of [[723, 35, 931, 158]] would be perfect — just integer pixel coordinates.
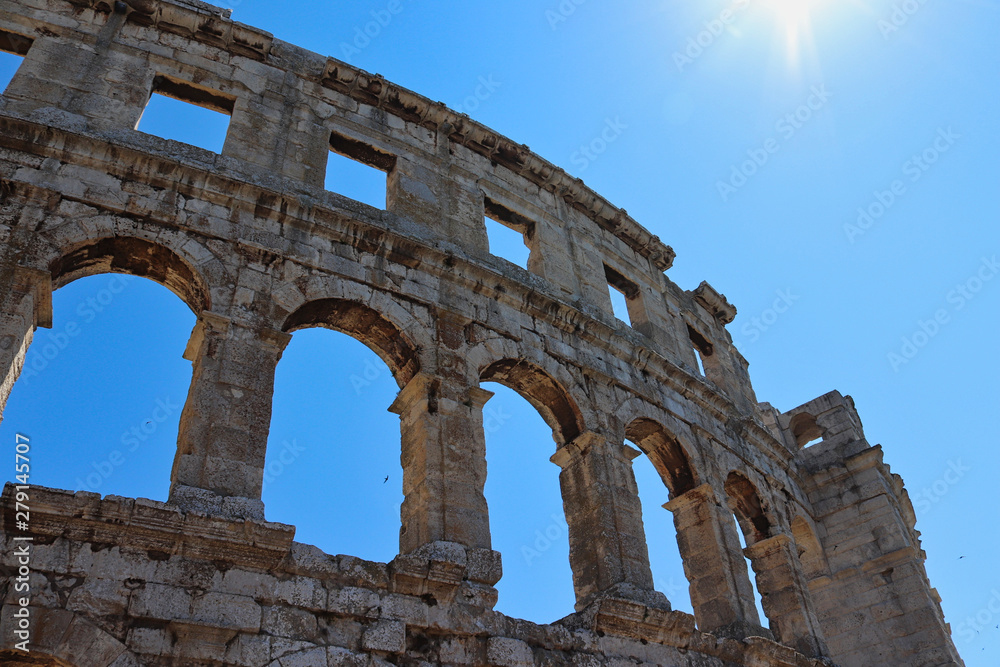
[[759, 0, 830, 66]]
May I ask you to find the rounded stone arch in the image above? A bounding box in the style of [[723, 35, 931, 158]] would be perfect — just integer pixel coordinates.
[[478, 357, 585, 447], [46, 234, 213, 314], [623, 417, 699, 498], [467, 335, 592, 447], [31, 208, 230, 310], [613, 397, 705, 499], [281, 297, 422, 388], [724, 471, 773, 545], [788, 411, 824, 448], [0, 607, 139, 666]]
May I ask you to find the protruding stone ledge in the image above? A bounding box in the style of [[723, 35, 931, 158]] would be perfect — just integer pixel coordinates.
[[388, 540, 502, 608], [559, 595, 833, 667], [0, 483, 294, 570], [691, 281, 738, 325]]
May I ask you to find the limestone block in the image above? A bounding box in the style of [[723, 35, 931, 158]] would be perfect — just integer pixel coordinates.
[[487, 637, 535, 667], [362, 619, 406, 654]]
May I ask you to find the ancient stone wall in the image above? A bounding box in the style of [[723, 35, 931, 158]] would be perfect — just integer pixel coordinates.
[[0, 0, 963, 665]]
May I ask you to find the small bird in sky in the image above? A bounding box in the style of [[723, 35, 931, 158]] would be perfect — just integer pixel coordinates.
[[383, 476, 389, 484]]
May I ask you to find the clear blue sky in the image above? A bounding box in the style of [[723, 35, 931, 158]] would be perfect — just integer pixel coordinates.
[[1, 0, 997, 662]]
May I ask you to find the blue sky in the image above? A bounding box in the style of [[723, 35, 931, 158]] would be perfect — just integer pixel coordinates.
[[1, 0, 997, 661]]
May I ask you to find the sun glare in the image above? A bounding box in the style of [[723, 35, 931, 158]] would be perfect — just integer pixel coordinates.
[[760, 0, 829, 67]]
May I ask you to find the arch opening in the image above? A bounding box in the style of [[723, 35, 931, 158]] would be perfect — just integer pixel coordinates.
[[725, 471, 771, 544], [477, 357, 583, 624], [789, 412, 824, 448], [480, 381, 575, 625], [625, 419, 698, 615], [282, 298, 419, 388], [625, 418, 697, 498], [0, 274, 196, 501], [264, 326, 404, 563], [479, 359, 583, 446], [725, 472, 774, 630]]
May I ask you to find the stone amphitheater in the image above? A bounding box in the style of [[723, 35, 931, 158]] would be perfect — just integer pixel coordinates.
[[0, 0, 964, 665]]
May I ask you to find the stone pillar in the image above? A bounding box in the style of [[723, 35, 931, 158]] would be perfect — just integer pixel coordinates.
[[551, 432, 656, 610], [744, 533, 829, 657], [390, 372, 493, 553], [387, 155, 444, 226], [0, 267, 51, 422], [664, 483, 762, 636], [169, 312, 290, 520]]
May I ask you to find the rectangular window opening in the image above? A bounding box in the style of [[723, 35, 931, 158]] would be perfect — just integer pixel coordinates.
[[692, 347, 706, 376], [608, 284, 632, 326], [136, 75, 234, 154], [0, 29, 33, 94], [484, 198, 534, 269], [687, 324, 714, 377], [325, 132, 395, 210], [605, 264, 643, 327]]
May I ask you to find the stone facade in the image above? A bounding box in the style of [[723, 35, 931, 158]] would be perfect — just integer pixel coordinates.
[[0, 0, 963, 665]]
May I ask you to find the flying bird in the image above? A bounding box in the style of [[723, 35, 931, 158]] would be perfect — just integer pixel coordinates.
[[383, 476, 389, 484]]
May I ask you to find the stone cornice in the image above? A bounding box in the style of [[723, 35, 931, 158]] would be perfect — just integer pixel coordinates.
[[1, 484, 295, 570]]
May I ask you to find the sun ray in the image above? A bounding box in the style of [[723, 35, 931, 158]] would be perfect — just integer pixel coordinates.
[[759, 0, 826, 68]]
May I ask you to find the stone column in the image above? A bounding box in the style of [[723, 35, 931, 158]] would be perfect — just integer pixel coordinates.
[[664, 483, 763, 636], [0, 267, 51, 422], [551, 432, 656, 610], [744, 533, 829, 657], [169, 312, 290, 520], [390, 372, 493, 553]]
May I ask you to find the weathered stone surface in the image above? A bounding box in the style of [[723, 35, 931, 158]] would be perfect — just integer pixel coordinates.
[[0, 0, 962, 665]]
